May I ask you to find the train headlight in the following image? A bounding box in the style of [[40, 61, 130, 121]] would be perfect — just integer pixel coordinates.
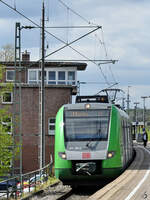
[[58, 152, 66, 160], [85, 103, 91, 109], [107, 151, 115, 159]]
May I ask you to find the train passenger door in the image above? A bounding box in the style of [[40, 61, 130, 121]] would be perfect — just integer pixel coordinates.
[[122, 120, 126, 166]]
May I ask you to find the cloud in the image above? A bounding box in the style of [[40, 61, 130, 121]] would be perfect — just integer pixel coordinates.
[[0, 0, 150, 108]]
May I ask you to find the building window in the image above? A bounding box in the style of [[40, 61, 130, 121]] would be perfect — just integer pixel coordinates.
[[48, 118, 55, 135], [6, 70, 15, 81], [28, 70, 37, 84], [58, 71, 66, 85], [48, 71, 56, 84], [68, 71, 75, 85], [1, 117, 12, 135], [28, 70, 39, 84], [28, 69, 77, 85], [2, 92, 13, 104]]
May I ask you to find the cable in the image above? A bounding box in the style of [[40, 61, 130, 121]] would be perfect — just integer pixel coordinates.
[[57, 0, 99, 26], [95, 82, 118, 95], [46, 0, 49, 21], [14, 0, 16, 10], [44, 26, 101, 58], [58, 0, 90, 24], [0, 0, 66, 44], [0, 0, 100, 57], [94, 29, 117, 84], [66, 6, 69, 44], [0, 0, 110, 85], [100, 28, 117, 83]]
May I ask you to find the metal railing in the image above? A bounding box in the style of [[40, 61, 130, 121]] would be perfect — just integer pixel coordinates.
[[0, 158, 53, 199]]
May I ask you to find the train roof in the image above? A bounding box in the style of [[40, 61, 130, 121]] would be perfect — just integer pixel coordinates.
[[63, 102, 112, 110], [75, 95, 109, 103], [63, 99, 129, 120], [113, 104, 130, 119]]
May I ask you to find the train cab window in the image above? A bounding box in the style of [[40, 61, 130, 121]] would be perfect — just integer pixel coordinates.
[[64, 109, 110, 141]]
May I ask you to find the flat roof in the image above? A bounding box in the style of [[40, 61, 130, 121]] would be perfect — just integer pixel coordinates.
[[0, 61, 87, 71]]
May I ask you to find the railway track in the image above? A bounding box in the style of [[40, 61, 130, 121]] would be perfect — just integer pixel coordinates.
[[31, 181, 109, 200], [56, 189, 73, 200], [55, 186, 103, 200], [30, 182, 72, 200]]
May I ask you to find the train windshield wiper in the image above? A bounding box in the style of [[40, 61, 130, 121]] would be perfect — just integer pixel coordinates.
[[86, 140, 92, 148]]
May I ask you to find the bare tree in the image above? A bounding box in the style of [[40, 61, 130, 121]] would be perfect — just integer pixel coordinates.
[[0, 44, 15, 61]]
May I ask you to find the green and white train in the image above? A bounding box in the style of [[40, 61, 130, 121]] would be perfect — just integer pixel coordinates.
[[55, 95, 134, 186]]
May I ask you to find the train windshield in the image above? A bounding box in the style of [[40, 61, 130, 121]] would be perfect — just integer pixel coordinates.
[[64, 109, 110, 141]]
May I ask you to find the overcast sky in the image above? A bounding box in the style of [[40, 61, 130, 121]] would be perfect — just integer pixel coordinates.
[[0, 0, 150, 109]]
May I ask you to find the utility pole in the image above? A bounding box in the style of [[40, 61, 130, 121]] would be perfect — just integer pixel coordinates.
[[134, 102, 139, 123], [122, 97, 125, 110], [13, 22, 22, 176], [127, 86, 131, 115], [40, 1, 45, 169], [141, 96, 149, 128], [134, 102, 140, 134]]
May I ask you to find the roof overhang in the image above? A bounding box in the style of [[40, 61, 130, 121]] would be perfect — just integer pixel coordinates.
[[0, 61, 87, 71]]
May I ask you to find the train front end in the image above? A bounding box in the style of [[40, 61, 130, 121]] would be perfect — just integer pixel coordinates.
[[54, 96, 121, 186]]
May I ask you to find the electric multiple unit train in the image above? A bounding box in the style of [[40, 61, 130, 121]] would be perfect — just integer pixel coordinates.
[[54, 95, 134, 186]]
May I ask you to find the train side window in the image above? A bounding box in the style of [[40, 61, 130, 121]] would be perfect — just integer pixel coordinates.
[[48, 118, 55, 135]]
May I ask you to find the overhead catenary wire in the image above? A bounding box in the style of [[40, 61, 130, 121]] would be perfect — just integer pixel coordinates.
[[14, 0, 16, 10], [46, 0, 49, 21], [0, 0, 100, 61], [95, 82, 118, 95], [57, 0, 100, 27], [0, 0, 113, 85], [66, 6, 69, 44], [94, 30, 117, 84], [57, 0, 117, 85], [58, 0, 91, 25], [99, 28, 117, 83]]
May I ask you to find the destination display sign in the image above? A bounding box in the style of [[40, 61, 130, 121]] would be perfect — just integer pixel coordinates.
[[65, 110, 110, 117]]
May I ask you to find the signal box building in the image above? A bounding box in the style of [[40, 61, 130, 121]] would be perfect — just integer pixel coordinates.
[[0, 52, 87, 174]]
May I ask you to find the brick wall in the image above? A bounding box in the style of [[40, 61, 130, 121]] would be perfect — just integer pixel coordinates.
[[21, 86, 72, 173]]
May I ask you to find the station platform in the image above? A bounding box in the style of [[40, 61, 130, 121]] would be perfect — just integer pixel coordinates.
[[88, 143, 150, 200]]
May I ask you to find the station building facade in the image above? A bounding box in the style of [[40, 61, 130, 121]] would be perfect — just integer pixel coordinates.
[[0, 52, 87, 173]]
